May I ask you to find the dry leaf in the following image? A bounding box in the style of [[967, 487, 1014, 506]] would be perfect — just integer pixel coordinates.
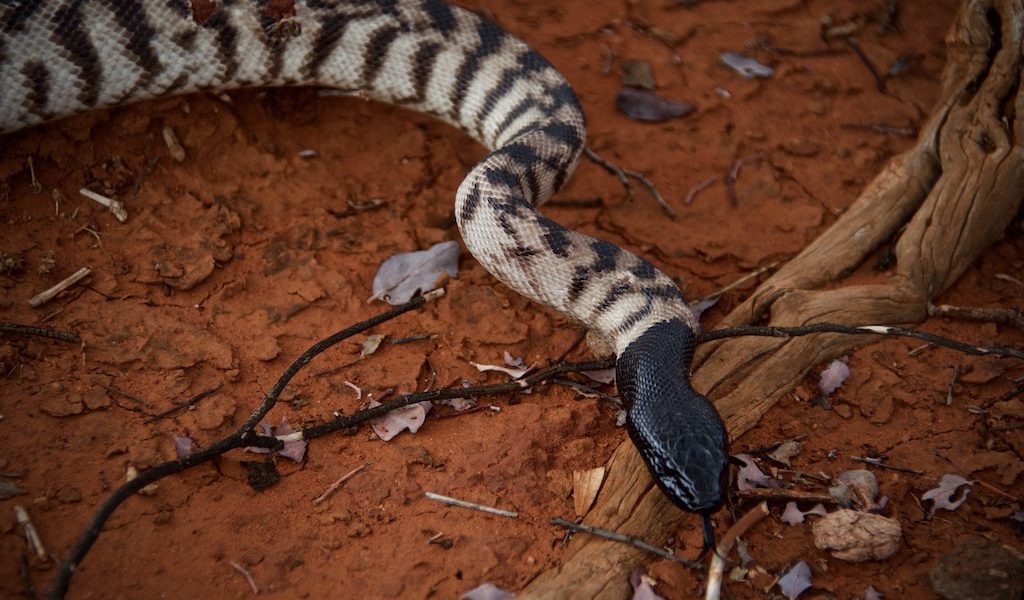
[[778, 561, 812, 599], [573, 467, 606, 517], [922, 474, 971, 516], [370, 240, 459, 305], [812, 509, 902, 562], [616, 88, 695, 122], [368, 399, 432, 441]]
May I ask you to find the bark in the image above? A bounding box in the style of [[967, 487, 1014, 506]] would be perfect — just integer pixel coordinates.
[[522, 0, 1023, 597]]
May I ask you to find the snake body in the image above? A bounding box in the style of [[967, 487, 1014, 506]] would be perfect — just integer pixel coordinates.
[[1, 0, 728, 536]]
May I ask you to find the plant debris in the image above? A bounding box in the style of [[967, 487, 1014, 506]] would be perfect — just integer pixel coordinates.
[[921, 474, 972, 516], [370, 240, 459, 304], [615, 88, 695, 122], [720, 52, 774, 78], [777, 561, 812, 599]]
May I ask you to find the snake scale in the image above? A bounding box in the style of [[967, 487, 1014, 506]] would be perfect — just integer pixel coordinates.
[[1, 0, 729, 549]]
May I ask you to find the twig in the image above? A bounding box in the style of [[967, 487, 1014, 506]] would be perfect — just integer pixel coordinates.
[[705, 502, 769, 600], [845, 37, 886, 92], [584, 147, 677, 219], [551, 378, 622, 406], [93, 381, 153, 409], [0, 323, 80, 343], [841, 123, 916, 138], [735, 488, 838, 505], [313, 463, 369, 505], [946, 364, 960, 406], [15, 505, 47, 560], [550, 517, 699, 568], [724, 153, 764, 206], [683, 176, 718, 205], [28, 267, 91, 308], [390, 334, 437, 345], [424, 492, 518, 518], [696, 323, 1024, 361], [850, 455, 924, 475], [79, 188, 127, 223], [27, 156, 41, 193], [229, 561, 259, 594], [143, 383, 224, 423], [50, 290, 445, 599], [699, 262, 779, 304], [929, 302, 1024, 330], [973, 478, 1020, 502]]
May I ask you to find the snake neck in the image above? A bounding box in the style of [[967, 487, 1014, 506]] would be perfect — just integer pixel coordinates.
[[615, 319, 729, 514]]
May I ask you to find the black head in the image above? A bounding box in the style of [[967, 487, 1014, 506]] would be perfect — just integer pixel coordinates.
[[615, 319, 729, 514]]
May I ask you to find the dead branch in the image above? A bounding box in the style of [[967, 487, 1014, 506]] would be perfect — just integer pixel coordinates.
[[521, 1, 1024, 597]]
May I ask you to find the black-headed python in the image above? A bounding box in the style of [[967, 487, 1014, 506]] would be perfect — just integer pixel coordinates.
[[0, 0, 730, 569]]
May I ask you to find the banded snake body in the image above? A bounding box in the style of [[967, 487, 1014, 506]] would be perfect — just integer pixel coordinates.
[[1, 0, 730, 549]]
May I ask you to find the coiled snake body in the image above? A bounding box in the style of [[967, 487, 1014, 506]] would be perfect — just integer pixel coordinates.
[[1, 0, 729, 545]]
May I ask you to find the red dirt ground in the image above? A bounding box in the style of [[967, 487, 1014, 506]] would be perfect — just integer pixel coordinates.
[[1, 1, 1021, 599]]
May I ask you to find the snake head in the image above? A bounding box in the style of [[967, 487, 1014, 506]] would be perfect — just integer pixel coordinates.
[[615, 319, 729, 515]]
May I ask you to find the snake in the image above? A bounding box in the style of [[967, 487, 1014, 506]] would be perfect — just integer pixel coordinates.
[[1, 0, 729, 549]]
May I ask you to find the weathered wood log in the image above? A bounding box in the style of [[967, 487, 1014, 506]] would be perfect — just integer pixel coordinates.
[[522, 1, 1023, 596]]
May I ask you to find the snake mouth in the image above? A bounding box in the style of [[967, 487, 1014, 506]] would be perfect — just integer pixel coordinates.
[[615, 319, 730, 515]]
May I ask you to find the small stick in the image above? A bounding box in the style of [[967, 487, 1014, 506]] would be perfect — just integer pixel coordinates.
[[93, 381, 153, 408], [584, 147, 677, 219], [908, 342, 933, 356], [79, 188, 127, 222], [841, 123, 916, 138], [929, 303, 1024, 330], [724, 153, 764, 207], [705, 502, 769, 600], [850, 455, 923, 475], [424, 492, 518, 518], [551, 378, 622, 406], [14, 505, 47, 560], [313, 463, 369, 505], [28, 267, 91, 308], [390, 334, 437, 345], [683, 176, 718, 205], [946, 364, 960, 406], [736, 488, 838, 505], [700, 261, 779, 303], [144, 383, 224, 423], [0, 322, 80, 343], [161, 126, 186, 162], [27, 157, 42, 193], [229, 561, 259, 594], [550, 517, 699, 568], [845, 37, 886, 92]]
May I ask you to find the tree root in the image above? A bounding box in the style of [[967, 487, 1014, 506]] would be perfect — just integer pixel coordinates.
[[521, 1, 1024, 597]]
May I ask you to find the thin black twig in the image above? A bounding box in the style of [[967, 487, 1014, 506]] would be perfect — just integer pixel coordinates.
[[49, 290, 444, 599], [850, 455, 924, 475], [93, 381, 153, 409], [0, 322, 80, 343], [51, 301, 1024, 597], [696, 323, 1024, 361], [584, 147, 677, 219], [724, 153, 764, 207], [144, 382, 224, 423], [550, 517, 700, 568], [845, 37, 886, 92]]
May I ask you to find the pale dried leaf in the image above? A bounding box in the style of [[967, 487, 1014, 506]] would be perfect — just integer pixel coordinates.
[[812, 509, 902, 562], [818, 359, 851, 396], [461, 582, 515, 600], [582, 368, 616, 384], [616, 88, 695, 122], [275, 418, 307, 463], [573, 467, 606, 517], [631, 578, 665, 600], [370, 240, 459, 305], [922, 473, 972, 516], [369, 399, 432, 441], [721, 52, 774, 78], [735, 454, 778, 490], [471, 359, 535, 379], [359, 334, 385, 359], [173, 435, 194, 459], [782, 502, 828, 525], [865, 585, 884, 600], [768, 439, 803, 466], [778, 561, 812, 600]]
